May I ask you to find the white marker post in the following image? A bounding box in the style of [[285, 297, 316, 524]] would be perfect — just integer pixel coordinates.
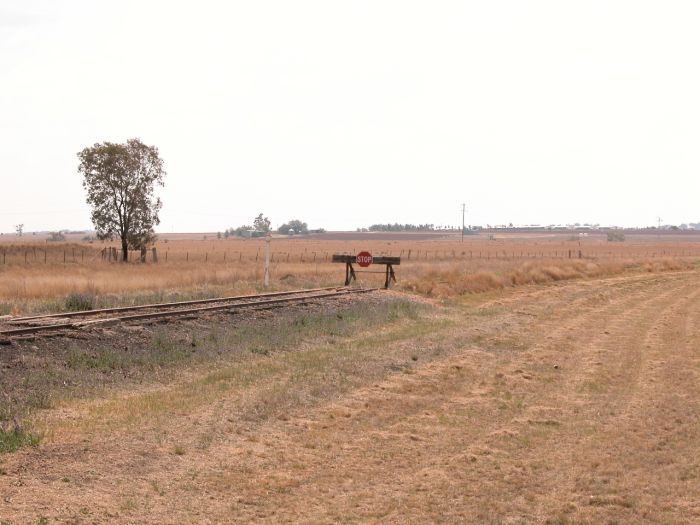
[[264, 233, 271, 288]]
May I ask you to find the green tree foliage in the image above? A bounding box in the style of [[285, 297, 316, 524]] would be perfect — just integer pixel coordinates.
[[278, 219, 308, 235], [224, 225, 253, 237], [78, 139, 165, 262], [253, 213, 272, 232]]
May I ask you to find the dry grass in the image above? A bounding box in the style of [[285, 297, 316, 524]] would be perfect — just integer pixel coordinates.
[[2, 269, 699, 523], [400, 259, 696, 297], [1, 236, 699, 313]]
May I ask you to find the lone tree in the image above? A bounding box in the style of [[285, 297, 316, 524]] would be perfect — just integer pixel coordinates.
[[78, 138, 165, 262], [253, 213, 271, 232]]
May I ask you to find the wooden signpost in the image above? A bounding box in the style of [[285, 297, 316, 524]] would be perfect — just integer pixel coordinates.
[[332, 252, 400, 289]]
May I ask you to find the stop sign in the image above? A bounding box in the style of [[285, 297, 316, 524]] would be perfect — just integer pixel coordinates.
[[356, 251, 373, 267]]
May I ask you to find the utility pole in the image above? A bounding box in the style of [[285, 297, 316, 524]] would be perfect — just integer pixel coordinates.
[[461, 203, 466, 242], [657, 216, 662, 240]]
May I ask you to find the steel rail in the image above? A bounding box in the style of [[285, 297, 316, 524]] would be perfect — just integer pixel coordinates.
[[0, 288, 378, 338], [10, 286, 347, 323]]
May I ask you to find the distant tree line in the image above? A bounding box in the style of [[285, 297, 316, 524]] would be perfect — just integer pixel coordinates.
[[220, 214, 323, 238], [360, 223, 436, 232], [278, 220, 308, 235]]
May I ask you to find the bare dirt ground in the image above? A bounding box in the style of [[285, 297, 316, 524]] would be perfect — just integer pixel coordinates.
[[1, 270, 699, 524]]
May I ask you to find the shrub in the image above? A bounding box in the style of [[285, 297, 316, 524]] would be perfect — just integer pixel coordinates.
[[607, 232, 626, 242], [64, 293, 94, 311], [48, 231, 66, 242]]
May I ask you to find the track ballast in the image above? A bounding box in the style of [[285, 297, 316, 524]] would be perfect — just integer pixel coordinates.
[[0, 287, 378, 340]]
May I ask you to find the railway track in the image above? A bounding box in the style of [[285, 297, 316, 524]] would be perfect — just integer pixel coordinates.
[[0, 286, 378, 340]]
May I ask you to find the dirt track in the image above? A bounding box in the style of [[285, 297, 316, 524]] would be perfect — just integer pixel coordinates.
[[1, 271, 699, 523]]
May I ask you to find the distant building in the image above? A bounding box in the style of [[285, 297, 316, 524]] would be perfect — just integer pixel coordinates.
[[240, 229, 266, 238]]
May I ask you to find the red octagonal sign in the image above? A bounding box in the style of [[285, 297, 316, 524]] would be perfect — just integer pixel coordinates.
[[356, 251, 373, 267]]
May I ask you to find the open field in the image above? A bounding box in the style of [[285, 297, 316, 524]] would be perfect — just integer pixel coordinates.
[[1, 267, 699, 523], [2, 233, 700, 314], [1, 234, 700, 523]]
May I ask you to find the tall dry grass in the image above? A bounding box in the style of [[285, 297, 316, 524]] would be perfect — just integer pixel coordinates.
[[402, 260, 623, 297], [1, 237, 699, 313], [402, 258, 698, 298]]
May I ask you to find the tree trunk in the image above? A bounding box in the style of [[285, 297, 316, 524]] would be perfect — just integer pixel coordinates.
[[121, 238, 129, 262]]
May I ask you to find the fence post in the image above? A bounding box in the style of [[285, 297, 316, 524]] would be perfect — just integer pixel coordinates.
[[152, 247, 158, 263], [264, 234, 271, 287]]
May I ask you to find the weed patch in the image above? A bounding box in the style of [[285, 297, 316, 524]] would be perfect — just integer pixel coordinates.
[[0, 426, 41, 454], [65, 293, 95, 311]]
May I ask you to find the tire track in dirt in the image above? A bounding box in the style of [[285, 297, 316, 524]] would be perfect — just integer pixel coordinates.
[[506, 274, 700, 523], [1, 271, 699, 524], [197, 272, 700, 523], [558, 283, 700, 523]]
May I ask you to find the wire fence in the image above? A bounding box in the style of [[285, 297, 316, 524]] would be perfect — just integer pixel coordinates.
[[2, 245, 700, 266]]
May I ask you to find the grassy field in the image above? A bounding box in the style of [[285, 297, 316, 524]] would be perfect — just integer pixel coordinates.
[[1, 267, 699, 523], [2, 233, 700, 314], [1, 232, 700, 523]]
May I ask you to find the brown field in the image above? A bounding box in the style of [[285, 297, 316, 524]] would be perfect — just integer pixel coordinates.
[[1, 234, 700, 523], [1, 232, 700, 312]]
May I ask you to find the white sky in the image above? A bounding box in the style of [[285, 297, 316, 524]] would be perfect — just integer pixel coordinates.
[[1, 1, 699, 233]]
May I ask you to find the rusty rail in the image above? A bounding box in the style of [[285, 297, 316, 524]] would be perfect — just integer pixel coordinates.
[[10, 286, 347, 323], [0, 287, 378, 339]]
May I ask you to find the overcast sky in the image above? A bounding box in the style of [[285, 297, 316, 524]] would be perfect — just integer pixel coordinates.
[[1, 1, 699, 233]]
